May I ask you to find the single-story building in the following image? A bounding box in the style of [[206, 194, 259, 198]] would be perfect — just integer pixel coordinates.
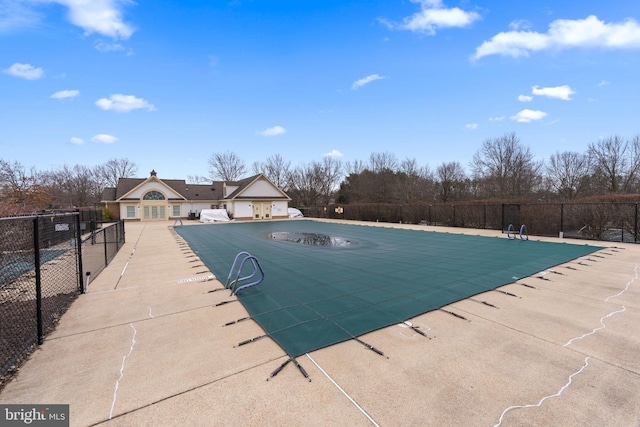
[[101, 170, 291, 221]]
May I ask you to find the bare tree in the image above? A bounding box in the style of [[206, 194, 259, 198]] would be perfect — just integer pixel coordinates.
[[40, 165, 103, 208], [287, 162, 324, 207], [0, 160, 51, 214], [39, 167, 71, 208], [263, 154, 292, 190], [186, 175, 211, 184], [68, 165, 102, 207], [436, 161, 467, 202], [251, 161, 264, 176], [369, 151, 398, 173], [319, 156, 343, 204], [399, 158, 432, 203], [588, 135, 640, 193], [97, 158, 138, 188], [345, 159, 366, 175], [546, 151, 591, 200], [286, 157, 343, 207], [208, 151, 247, 181], [470, 132, 542, 199]]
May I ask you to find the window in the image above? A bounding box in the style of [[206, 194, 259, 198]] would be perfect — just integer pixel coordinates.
[[126, 206, 135, 218], [143, 190, 165, 200], [172, 205, 181, 217]]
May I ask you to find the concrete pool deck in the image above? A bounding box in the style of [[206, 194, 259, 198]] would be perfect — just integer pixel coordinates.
[[1, 219, 639, 426]]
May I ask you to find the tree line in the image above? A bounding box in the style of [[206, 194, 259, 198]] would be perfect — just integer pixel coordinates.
[[2, 132, 640, 216], [210, 132, 640, 207], [0, 158, 137, 216]]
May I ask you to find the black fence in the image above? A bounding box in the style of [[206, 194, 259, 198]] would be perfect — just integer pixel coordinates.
[[51, 208, 104, 234], [81, 221, 125, 284], [0, 213, 125, 383], [304, 202, 639, 243]]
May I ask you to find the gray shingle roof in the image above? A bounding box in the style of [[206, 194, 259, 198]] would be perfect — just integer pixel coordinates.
[[102, 173, 288, 202]]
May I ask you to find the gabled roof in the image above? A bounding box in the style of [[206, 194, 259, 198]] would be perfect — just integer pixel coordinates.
[[102, 172, 288, 202], [103, 176, 221, 202], [113, 178, 145, 199], [226, 174, 261, 198], [226, 174, 291, 200]]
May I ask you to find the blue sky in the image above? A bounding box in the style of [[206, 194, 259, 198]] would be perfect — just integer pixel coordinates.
[[2, 0, 640, 180]]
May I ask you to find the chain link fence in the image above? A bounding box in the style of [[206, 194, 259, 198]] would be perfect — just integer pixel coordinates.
[[81, 220, 125, 285], [304, 202, 639, 243], [1, 213, 125, 384]]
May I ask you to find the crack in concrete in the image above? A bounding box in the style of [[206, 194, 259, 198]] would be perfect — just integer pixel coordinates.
[[109, 323, 137, 420]]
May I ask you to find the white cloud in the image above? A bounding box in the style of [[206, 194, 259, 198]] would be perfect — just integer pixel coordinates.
[[598, 80, 611, 86], [532, 85, 575, 100], [95, 94, 156, 112], [91, 133, 118, 144], [51, 89, 80, 99], [259, 125, 286, 137], [94, 40, 128, 53], [518, 94, 533, 102], [0, 1, 42, 31], [2, 1, 134, 39], [3, 63, 43, 79], [465, 123, 478, 130], [70, 137, 84, 145], [509, 19, 532, 31], [510, 109, 547, 122], [324, 149, 343, 157], [46, 0, 135, 39], [474, 15, 640, 59], [489, 116, 505, 121], [351, 74, 386, 90], [389, 0, 480, 35]]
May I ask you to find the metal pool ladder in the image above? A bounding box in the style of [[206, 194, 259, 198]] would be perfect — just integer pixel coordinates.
[[225, 251, 265, 295], [507, 223, 529, 240]]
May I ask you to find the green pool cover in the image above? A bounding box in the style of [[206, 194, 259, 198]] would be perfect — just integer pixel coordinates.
[[175, 220, 600, 357]]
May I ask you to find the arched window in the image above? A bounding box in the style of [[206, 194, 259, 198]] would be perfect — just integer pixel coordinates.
[[143, 190, 165, 200]]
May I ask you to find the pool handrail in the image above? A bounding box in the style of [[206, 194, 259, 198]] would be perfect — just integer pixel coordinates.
[[226, 251, 265, 296]]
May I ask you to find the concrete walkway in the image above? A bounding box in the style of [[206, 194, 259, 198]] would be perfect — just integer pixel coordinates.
[[1, 220, 639, 426]]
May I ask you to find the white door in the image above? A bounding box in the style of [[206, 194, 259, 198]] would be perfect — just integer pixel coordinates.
[[252, 202, 272, 220]]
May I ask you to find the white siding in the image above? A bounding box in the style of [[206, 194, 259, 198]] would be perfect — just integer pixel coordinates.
[[233, 201, 253, 218], [272, 201, 288, 217], [225, 185, 239, 197], [241, 179, 284, 197]]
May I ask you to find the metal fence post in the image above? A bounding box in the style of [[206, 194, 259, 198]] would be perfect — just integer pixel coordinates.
[[75, 212, 85, 293], [560, 203, 564, 237], [33, 217, 44, 345], [621, 205, 624, 242], [103, 229, 109, 267], [115, 221, 120, 251], [635, 203, 638, 244], [483, 205, 486, 229], [501, 203, 505, 233]]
